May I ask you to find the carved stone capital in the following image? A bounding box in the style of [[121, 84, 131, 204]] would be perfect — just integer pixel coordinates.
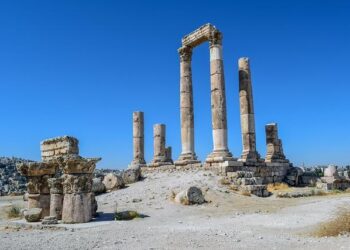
[[17, 162, 57, 177], [178, 46, 193, 62], [48, 177, 63, 194], [209, 30, 223, 47], [62, 174, 93, 194], [57, 155, 101, 174], [27, 175, 50, 194]]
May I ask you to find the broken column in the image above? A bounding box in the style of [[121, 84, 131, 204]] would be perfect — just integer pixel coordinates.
[[206, 29, 233, 163], [176, 46, 199, 165], [129, 111, 146, 168], [61, 155, 101, 223], [17, 162, 56, 218], [265, 123, 288, 163], [48, 178, 63, 220], [149, 124, 173, 167], [238, 57, 260, 162]]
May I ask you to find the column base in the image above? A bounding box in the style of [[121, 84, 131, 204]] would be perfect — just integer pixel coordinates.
[[174, 153, 201, 166], [147, 161, 173, 168], [205, 150, 235, 163], [238, 151, 262, 163]]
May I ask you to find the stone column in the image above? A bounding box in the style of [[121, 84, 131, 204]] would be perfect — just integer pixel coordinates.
[[238, 58, 260, 162], [61, 156, 101, 223], [149, 124, 172, 167], [48, 178, 63, 220], [265, 123, 287, 163], [206, 31, 233, 162], [130, 111, 146, 168], [176, 46, 199, 165]]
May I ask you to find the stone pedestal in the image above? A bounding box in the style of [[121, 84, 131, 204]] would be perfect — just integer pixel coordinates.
[[149, 124, 173, 167], [61, 156, 100, 223], [238, 58, 260, 162], [265, 123, 288, 163], [129, 111, 146, 168]]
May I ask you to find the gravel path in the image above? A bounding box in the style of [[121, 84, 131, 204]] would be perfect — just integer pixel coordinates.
[[1, 169, 350, 249]]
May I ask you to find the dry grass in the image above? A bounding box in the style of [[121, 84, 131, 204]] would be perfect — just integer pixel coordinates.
[[313, 208, 350, 237], [239, 190, 251, 197], [6, 205, 21, 219], [267, 183, 290, 193]]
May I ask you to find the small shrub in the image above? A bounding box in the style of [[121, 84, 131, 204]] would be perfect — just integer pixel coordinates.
[[313, 208, 350, 237], [7, 206, 21, 218], [114, 210, 141, 221]]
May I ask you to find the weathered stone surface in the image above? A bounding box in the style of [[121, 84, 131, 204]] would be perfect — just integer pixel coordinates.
[[91, 193, 98, 217], [48, 178, 63, 194], [238, 58, 260, 162], [50, 193, 63, 220], [41, 136, 79, 162], [122, 168, 141, 184], [42, 216, 58, 225], [265, 123, 288, 163], [102, 174, 124, 191], [62, 192, 92, 223], [27, 193, 50, 218], [17, 162, 57, 177], [60, 155, 101, 174], [24, 208, 42, 222], [130, 111, 146, 168], [62, 174, 93, 194], [92, 177, 106, 194], [174, 187, 205, 205], [149, 124, 173, 167]]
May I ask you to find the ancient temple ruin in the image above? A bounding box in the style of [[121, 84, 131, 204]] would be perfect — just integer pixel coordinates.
[[17, 136, 101, 223], [175, 24, 234, 167]]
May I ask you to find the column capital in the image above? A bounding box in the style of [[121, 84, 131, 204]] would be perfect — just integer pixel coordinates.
[[209, 30, 223, 47], [178, 46, 193, 62]]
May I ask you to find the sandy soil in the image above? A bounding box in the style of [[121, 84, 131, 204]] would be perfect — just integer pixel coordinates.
[[1, 169, 350, 250]]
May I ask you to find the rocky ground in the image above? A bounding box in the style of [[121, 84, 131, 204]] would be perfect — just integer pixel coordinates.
[[1, 169, 350, 249]]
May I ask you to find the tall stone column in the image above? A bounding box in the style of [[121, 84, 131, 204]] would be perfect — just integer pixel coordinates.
[[149, 124, 172, 167], [176, 46, 199, 166], [238, 57, 260, 162], [129, 111, 146, 168], [206, 31, 233, 162]]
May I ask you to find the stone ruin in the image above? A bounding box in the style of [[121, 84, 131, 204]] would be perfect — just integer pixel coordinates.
[[17, 136, 101, 223]]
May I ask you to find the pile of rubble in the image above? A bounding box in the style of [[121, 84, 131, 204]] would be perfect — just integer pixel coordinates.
[[0, 157, 32, 196]]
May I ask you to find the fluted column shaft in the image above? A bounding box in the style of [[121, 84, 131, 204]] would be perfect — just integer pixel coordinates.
[[177, 46, 198, 163]]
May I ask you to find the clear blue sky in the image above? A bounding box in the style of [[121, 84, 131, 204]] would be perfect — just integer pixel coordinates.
[[0, 0, 349, 168]]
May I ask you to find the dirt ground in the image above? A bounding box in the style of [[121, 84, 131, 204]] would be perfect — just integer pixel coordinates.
[[1, 169, 350, 250]]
